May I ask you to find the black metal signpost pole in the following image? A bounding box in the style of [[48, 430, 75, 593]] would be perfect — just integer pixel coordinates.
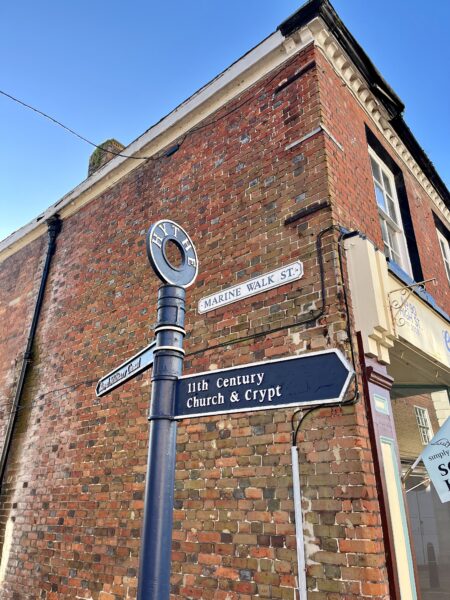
[[116, 218, 354, 598], [137, 219, 199, 600], [137, 285, 185, 599]]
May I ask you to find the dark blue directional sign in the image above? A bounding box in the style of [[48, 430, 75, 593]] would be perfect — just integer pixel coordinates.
[[96, 341, 156, 397], [174, 349, 354, 420]]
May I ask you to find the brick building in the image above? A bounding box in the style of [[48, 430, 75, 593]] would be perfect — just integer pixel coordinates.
[[1, 1, 449, 598]]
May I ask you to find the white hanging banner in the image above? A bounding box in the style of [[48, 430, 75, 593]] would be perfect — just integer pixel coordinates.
[[420, 417, 450, 503]]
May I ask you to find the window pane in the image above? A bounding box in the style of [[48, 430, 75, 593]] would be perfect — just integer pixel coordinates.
[[444, 242, 450, 263], [370, 157, 382, 183], [445, 259, 450, 282], [387, 195, 397, 222], [414, 407, 433, 445], [386, 223, 395, 248], [380, 219, 389, 244], [437, 229, 450, 283], [387, 224, 401, 264], [371, 148, 412, 276], [393, 390, 450, 600], [375, 184, 387, 211], [391, 248, 402, 264], [382, 171, 393, 197]]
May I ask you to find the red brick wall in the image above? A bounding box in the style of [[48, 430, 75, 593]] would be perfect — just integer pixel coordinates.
[[0, 236, 47, 551], [0, 44, 389, 599]]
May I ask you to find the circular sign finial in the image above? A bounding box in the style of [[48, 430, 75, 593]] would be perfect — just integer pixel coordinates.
[[146, 220, 198, 288]]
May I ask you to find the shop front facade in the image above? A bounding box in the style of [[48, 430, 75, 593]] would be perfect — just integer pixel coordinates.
[[346, 236, 450, 599]]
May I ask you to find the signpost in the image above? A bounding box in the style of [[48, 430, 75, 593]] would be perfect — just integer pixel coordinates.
[[137, 220, 198, 600], [95, 219, 355, 600], [175, 349, 353, 420], [94, 220, 198, 600]]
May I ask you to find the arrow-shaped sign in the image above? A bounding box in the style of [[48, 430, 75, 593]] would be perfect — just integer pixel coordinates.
[[175, 349, 354, 420], [96, 341, 156, 397]]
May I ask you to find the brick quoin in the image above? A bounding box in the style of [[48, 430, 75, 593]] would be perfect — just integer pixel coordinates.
[[0, 3, 448, 600]]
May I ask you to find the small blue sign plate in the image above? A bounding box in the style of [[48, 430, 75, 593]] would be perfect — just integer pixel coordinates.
[[174, 349, 354, 420], [96, 341, 156, 397]]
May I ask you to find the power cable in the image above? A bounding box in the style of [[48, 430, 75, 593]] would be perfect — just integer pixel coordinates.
[[0, 55, 310, 165], [0, 90, 145, 161]]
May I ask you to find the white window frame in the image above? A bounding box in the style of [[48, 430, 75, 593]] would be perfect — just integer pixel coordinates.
[[436, 228, 450, 284], [368, 148, 412, 276], [414, 406, 433, 445]]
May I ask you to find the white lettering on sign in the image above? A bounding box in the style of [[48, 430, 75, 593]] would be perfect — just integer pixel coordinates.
[[217, 372, 264, 388], [184, 373, 282, 411], [187, 393, 225, 409], [96, 342, 156, 397], [198, 261, 303, 314], [420, 417, 450, 503], [98, 357, 142, 394], [152, 233, 163, 249], [158, 222, 169, 236]]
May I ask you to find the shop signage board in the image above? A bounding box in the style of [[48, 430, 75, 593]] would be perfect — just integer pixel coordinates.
[[387, 272, 450, 369], [419, 417, 450, 503], [175, 349, 354, 419], [198, 261, 303, 314]]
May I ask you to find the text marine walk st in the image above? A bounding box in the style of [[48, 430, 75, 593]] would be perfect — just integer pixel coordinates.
[[175, 349, 354, 419]]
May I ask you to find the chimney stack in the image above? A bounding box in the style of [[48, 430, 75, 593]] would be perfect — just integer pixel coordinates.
[[88, 139, 125, 177]]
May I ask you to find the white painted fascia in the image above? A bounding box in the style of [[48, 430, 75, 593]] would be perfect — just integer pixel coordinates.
[[0, 27, 314, 262]]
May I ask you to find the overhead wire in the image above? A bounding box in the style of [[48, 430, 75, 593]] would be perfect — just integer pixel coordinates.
[[0, 89, 143, 160], [0, 57, 295, 165]]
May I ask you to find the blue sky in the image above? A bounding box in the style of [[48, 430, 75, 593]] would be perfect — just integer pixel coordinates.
[[1, 1, 449, 241]]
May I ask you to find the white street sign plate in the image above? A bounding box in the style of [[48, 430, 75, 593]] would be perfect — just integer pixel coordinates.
[[198, 261, 303, 314]]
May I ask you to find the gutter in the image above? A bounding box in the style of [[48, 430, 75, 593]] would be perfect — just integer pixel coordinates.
[[0, 215, 61, 489]]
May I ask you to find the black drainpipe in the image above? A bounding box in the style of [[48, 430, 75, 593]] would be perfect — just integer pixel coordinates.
[[0, 215, 61, 490]]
